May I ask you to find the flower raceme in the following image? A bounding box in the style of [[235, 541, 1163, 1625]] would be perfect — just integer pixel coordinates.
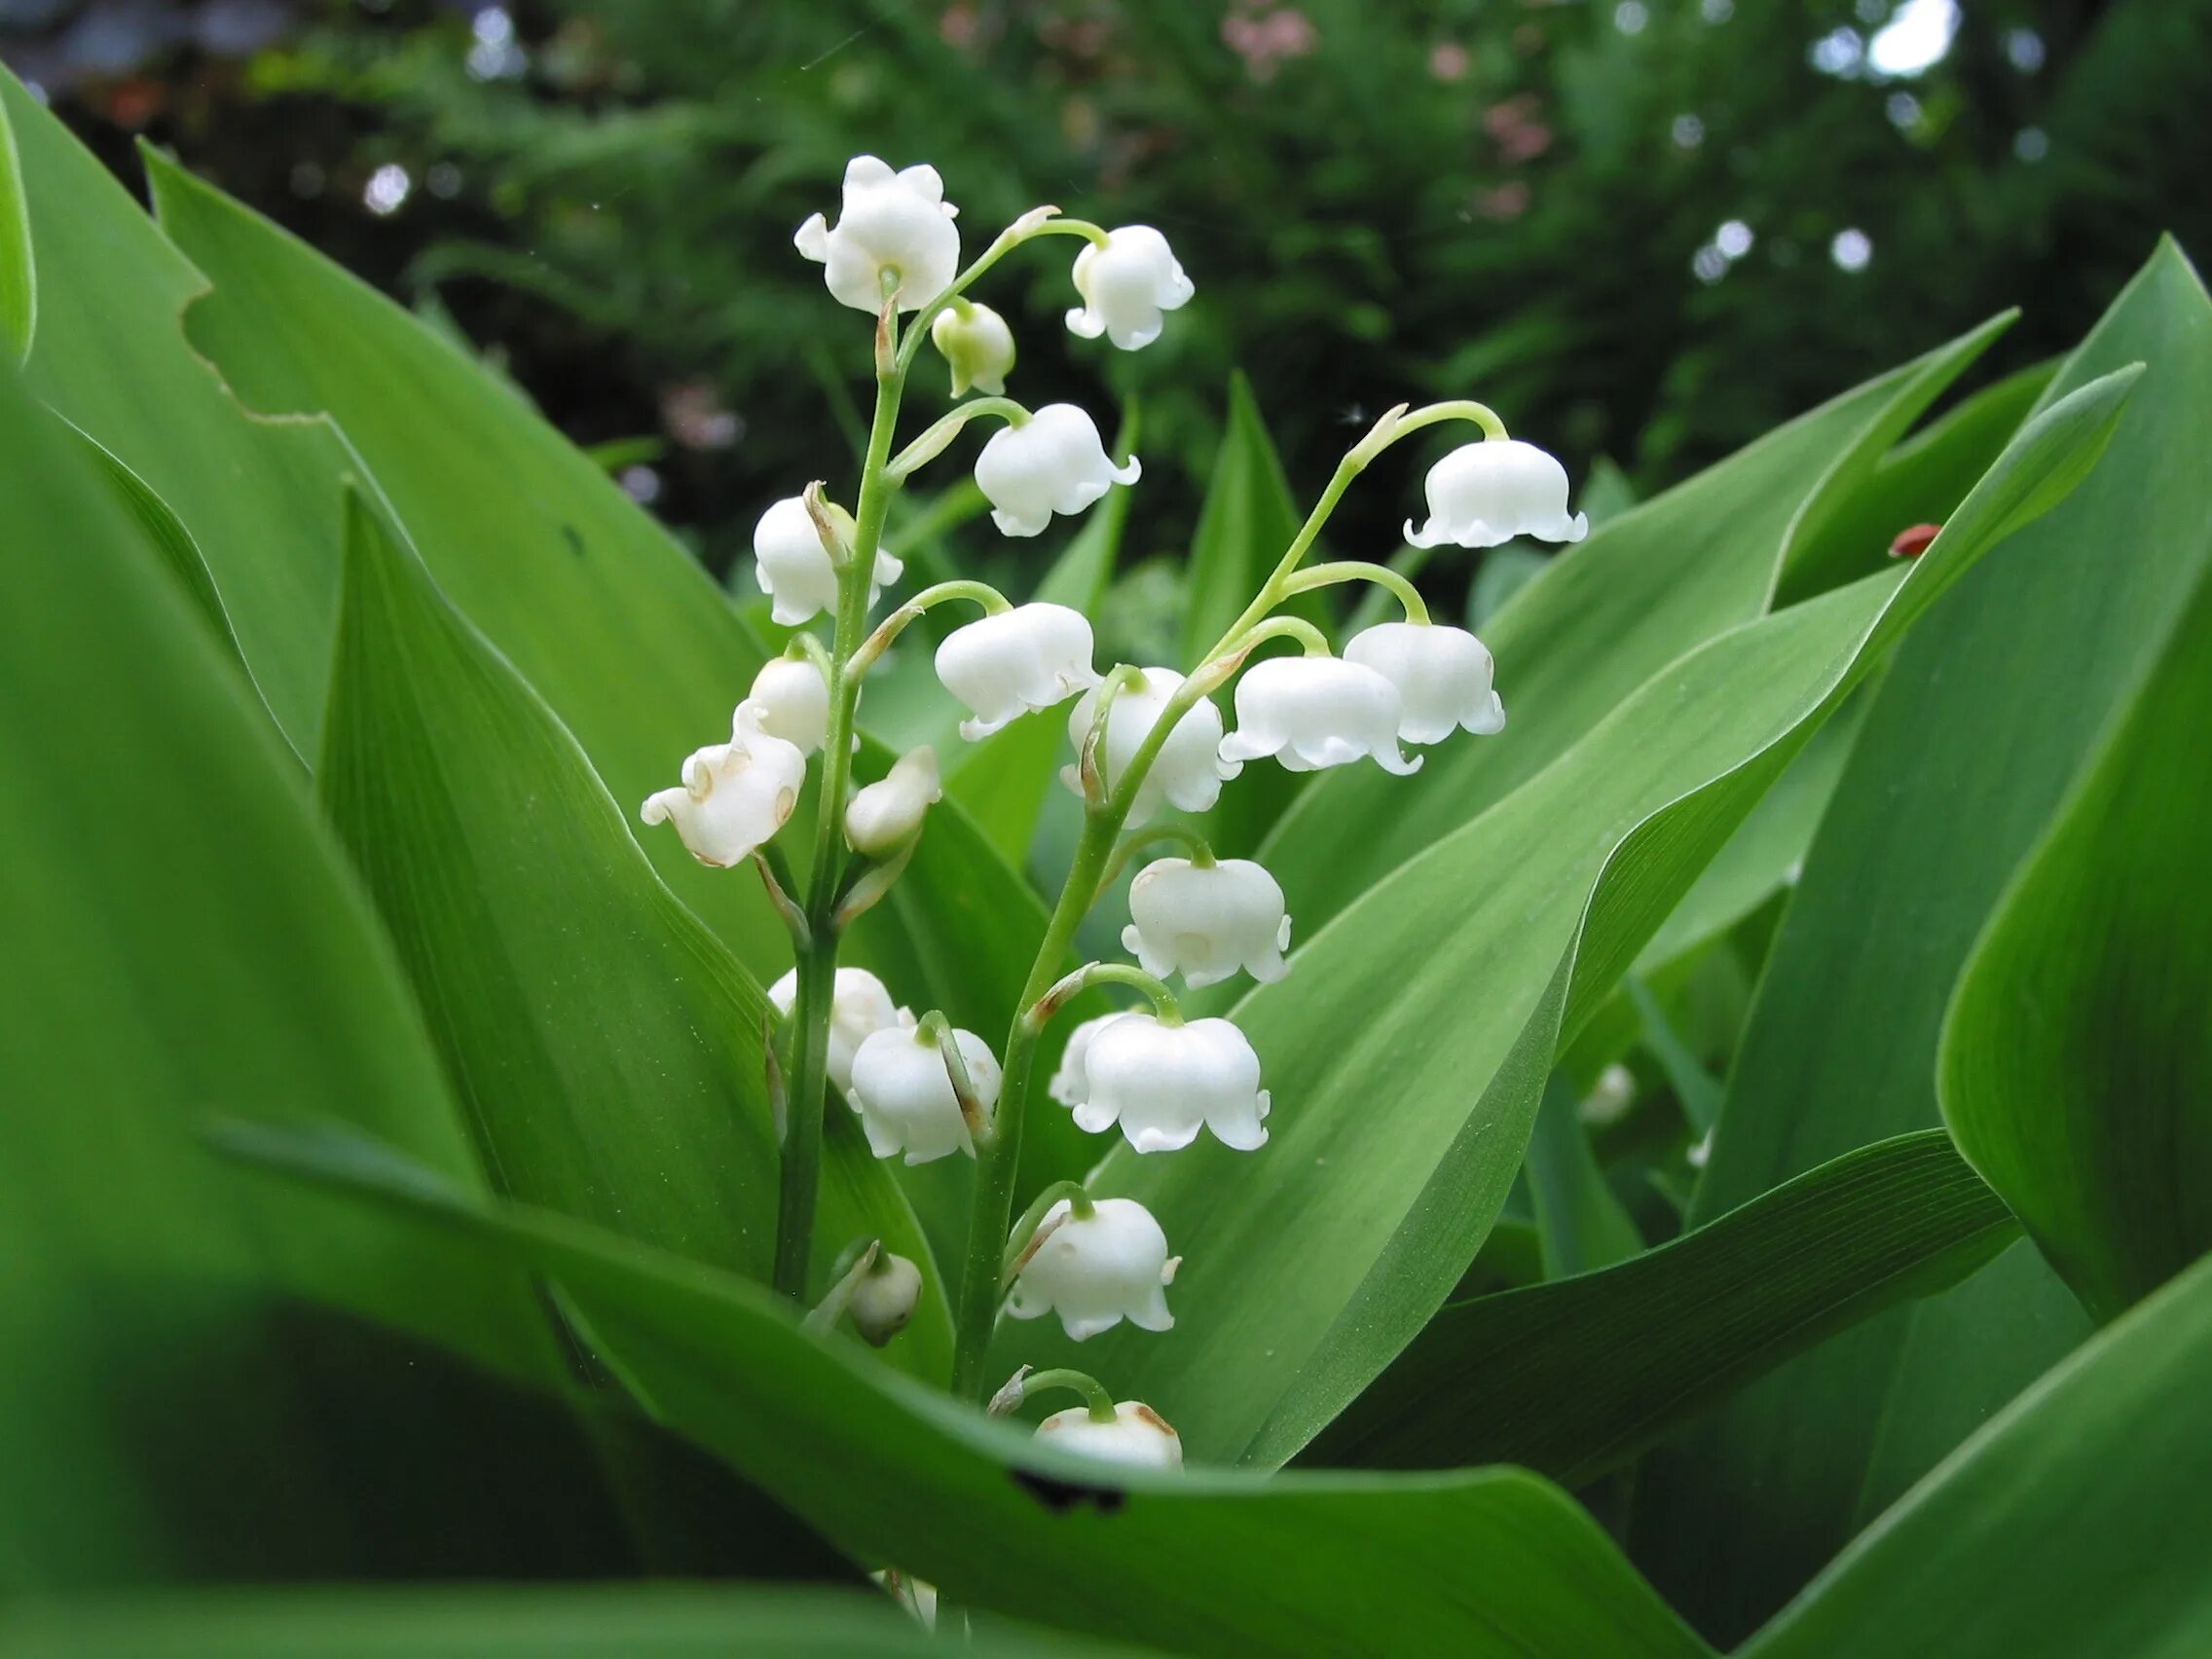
[[974, 404, 1140, 538], [640, 701, 807, 867], [1405, 437, 1589, 549], [794, 155, 960, 313], [768, 967, 909, 1095], [848, 1023, 1001, 1165], [1219, 654, 1421, 776], [1062, 1013, 1272, 1154], [936, 603, 1101, 739], [1008, 1198, 1179, 1341], [1344, 621, 1506, 744], [1065, 225, 1195, 350], [754, 494, 903, 627], [1123, 858, 1293, 988], [1061, 668, 1233, 819]]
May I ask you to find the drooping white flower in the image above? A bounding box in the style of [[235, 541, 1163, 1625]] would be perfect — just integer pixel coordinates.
[[846, 1250, 924, 1346], [640, 702, 808, 867], [766, 966, 908, 1094], [748, 654, 831, 755], [1061, 668, 1233, 820], [930, 300, 1016, 395], [1008, 1198, 1178, 1341], [1218, 656, 1420, 776], [1035, 1400, 1183, 1470], [753, 495, 903, 627], [1075, 1013, 1270, 1154], [1065, 225, 1194, 350], [1047, 1012, 1128, 1110], [974, 404, 1140, 538], [1404, 438, 1589, 550], [848, 1023, 1001, 1165], [793, 155, 960, 313], [846, 746, 941, 857], [1122, 858, 1292, 988], [1344, 621, 1505, 744], [936, 603, 1101, 739]]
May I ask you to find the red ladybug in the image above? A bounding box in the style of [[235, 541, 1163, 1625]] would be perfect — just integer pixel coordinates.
[[1889, 523, 1942, 559]]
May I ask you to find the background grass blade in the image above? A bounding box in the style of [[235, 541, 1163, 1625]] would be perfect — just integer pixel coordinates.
[[1629, 238, 2211, 1643], [217, 1122, 1716, 1659], [1741, 1250, 2212, 1659], [1309, 1132, 2015, 1481], [1941, 552, 2212, 1323]]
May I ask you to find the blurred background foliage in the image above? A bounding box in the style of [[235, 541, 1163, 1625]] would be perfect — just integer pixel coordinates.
[[5, 0, 2205, 584]]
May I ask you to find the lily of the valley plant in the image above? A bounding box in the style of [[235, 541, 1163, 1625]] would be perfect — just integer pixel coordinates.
[[643, 153, 1585, 1467]]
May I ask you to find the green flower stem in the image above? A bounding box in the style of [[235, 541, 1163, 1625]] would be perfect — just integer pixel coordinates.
[[1105, 821, 1214, 883], [887, 396, 1030, 480], [1032, 961, 1181, 1028], [1020, 1367, 1120, 1421], [846, 578, 1012, 677], [772, 309, 910, 1305], [1001, 1179, 1096, 1285], [1279, 560, 1431, 624]]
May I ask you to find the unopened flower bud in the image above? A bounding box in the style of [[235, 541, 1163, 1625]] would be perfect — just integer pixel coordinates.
[[640, 701, 807, 867], [930, 300, 1016, 396], [847, 1250, 924, 1346], [975, 404, 1139, 538], [1035, 1400, 1183, 1470], [793, 155, 960, 313], [848, 1023, 1000, 1164], [1065, 226, 1194, 350], [846, 746, 941, 857], [1344, 621, 1504, 744], [1219, 656, 1420, 776], [1069, 1012, 1270, 1154], [766, 966, 908, 1094], [1061, 668, 1233, 820], [1009, 1198, 1178, 1341], [1123, 857, 1292, 988], [936, 603, 1100, 739], [754, 495, 903, 627], [1404, 438, 1588, 550], [749, 654, 831, 754]]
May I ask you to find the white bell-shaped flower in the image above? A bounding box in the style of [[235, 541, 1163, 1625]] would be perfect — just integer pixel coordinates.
[[1047, 1012, 1127, 1109], [748, 654, 831, 755], [766, 966, 907, 1094], [1404, 438, 1589, 549], [974, 404, 1140, 538], [1035, 1400, 1183, 1470], [1075, 1013, 1270, 1154], [1061, 668, 1233, 820], [793, 155, 960, 313], [930, 300, 1016, 395], [846, 746, 941, 857], [847, 1023, 1001, 1165], [1008, 1198, 1178, 1341], [1344, 621, 1505, 744], [1065, 226, 1194, 350], [1218, 655, 1420, 776], [936, 603, 1101, 739], [640, 701, 807, 868], [1122, 858, 1292, 988], [753, 495, 903, 627]]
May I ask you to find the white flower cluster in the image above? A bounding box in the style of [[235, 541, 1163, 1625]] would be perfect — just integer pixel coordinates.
[[636, 153, 1587, 1472]]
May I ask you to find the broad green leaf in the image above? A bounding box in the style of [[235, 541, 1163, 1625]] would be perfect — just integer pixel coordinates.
[[1941, 554, 2212, 1323], [134, 139, 1085, 1184], [0, 1587, 1113, 1658], [1525, 1072, 1642, 1277], [320, 493, 947, 1366], [0, 365, 635, 1587], [1742, 1250, 2212, 1659], [0, 84, 29, 361], [1001, 368, 2135, 1468], [1632, 240, 2210, 1642], [220, 1124, 1714, 1659], [1310, 1132, 2014, 1481], [1255, 314, 2011, 939], [0, 73, 366, 749]]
